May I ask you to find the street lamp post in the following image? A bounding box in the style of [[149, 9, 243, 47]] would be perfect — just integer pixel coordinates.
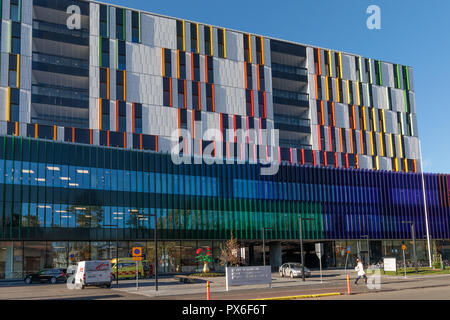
[[262, 228, 272, 266], [362, 235, 370, 266], [402, 221, 418, 274], [298, 216, 314, 282]]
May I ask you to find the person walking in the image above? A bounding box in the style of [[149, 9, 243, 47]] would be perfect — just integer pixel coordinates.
[[354, 258, 367, 284]]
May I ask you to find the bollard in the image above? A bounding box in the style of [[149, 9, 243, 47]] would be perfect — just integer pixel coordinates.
[[207, 281, 211, 300], [346, 274, 351, 295]]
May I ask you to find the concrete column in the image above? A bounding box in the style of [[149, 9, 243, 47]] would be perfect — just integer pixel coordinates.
[[269, 242, 282, 271]]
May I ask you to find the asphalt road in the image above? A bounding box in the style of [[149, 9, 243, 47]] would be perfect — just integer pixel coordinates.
[[0, 271, 449, 300]]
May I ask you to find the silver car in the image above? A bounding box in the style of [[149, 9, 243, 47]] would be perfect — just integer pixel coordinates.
[[279, 263, 311, 278]]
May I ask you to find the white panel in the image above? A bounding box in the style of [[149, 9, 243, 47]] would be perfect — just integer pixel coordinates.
[[140, 13, 155, 47], [19, 54, 32, 91], [89, 97, 99, 129], [90, 2, 100, 37], [19, 89, 31, 123], [126, 43, 162, 76], [390, 88, 406, 112], [154, 16, 177, 50], [22, 0, 33, 25]]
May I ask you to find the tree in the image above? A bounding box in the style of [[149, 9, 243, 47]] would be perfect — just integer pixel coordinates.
[[219, 232, 242, 267]]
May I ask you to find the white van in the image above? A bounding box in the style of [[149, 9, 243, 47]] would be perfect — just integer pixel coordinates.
[[75, 260, 112, 289]]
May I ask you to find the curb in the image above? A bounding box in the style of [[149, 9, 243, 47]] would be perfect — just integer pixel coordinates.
[[251, 292, 342, 300]]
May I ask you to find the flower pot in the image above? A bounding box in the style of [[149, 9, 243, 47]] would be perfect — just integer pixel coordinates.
[[203, 262, 210, 273]]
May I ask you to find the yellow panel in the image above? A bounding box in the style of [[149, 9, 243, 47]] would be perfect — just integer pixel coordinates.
[[379, 132, 384, 157], [372, 108, 377, 132], [328, 51, 332, 77], [17, 54, 20, 88], [362, 106, 366, 130], [370, 131, 374, 156], [404, 159, 408, 173], [248, 34, 252, 63], [381, 109, 386, 133], [196, 24, 200, 54], [356, 82, 360, 106], [260, 37, 265, 65], [223, 29, 227, 58], [210, 27, 213, 56], [398, 135, 403, 158], [346, 80, 350, 104], [182, 21, 186, 51], [336, 78, 340, 102], [394, 158, 399, 172], [339, 52, 343, 79], [375, 156, 379, 170], [325, 76, 329, 101]]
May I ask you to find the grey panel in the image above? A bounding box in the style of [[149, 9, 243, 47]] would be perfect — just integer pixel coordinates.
[[390, 88, 406, 112], [306, 47, 315, 73], [361, 83, 370, 107], [341, 54, 356, 81], [0, 52, 9, 87], [110, 100, 116, 131], [19, 89, 31, 123], [359, 155, 372, 170], [411, 114, 419, 137], [334, 103, 349, 128], [92, 130, 99, 146], [309, 99, 317, 125], [171, 78, 178, 108], [263, 38, 271, 67], [1, 21, 10, 53], [109, 6, 116, 40], [381, 62, 394, 88], [184, 21, 191, 53], [186, 80, 192, 110], [251, 36, 257, 65], [384, 110, 398, 134], [199, 24, 205, 55], [378, 157, 391, 171], [126, 10, 132, 43], [22, 0, 33, 25], [409, 91, 416, 114], [264, 66, 272, 93], [140, 14, 155, 47], [372, 85, 388, 109], [408, 67, 414, 91], [2, 0, 10, 21], [212, 28, 218, 57]]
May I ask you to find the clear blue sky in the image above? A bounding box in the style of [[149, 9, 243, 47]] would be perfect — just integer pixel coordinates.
[[103, 0, 450, 174]]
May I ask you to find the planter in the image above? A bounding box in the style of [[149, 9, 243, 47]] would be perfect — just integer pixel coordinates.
[[203, 262, 210, 274]]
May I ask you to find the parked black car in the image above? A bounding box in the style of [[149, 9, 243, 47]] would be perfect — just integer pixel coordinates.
[[24, 269, 67, 284]]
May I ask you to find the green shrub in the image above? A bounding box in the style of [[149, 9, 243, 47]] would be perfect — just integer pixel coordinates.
[[189, 273, 224, 277]]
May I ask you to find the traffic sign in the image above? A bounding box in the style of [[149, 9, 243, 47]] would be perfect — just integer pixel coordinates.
[[132, 247, 142, 257], [315, 243, 324, 259], [402, 244, 407, 251]]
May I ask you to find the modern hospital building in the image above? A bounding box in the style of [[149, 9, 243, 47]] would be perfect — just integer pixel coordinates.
[[0, 0, 448, 279]]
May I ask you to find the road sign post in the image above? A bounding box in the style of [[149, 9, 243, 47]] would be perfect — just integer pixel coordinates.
[[402, 244, 407, 278], [315, 243, 324, 283], [132, 247, 143, 290], [344, 246, 351, 270]]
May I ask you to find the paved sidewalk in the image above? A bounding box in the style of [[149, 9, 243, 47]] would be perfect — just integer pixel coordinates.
[[112, 270, 450, 300]]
